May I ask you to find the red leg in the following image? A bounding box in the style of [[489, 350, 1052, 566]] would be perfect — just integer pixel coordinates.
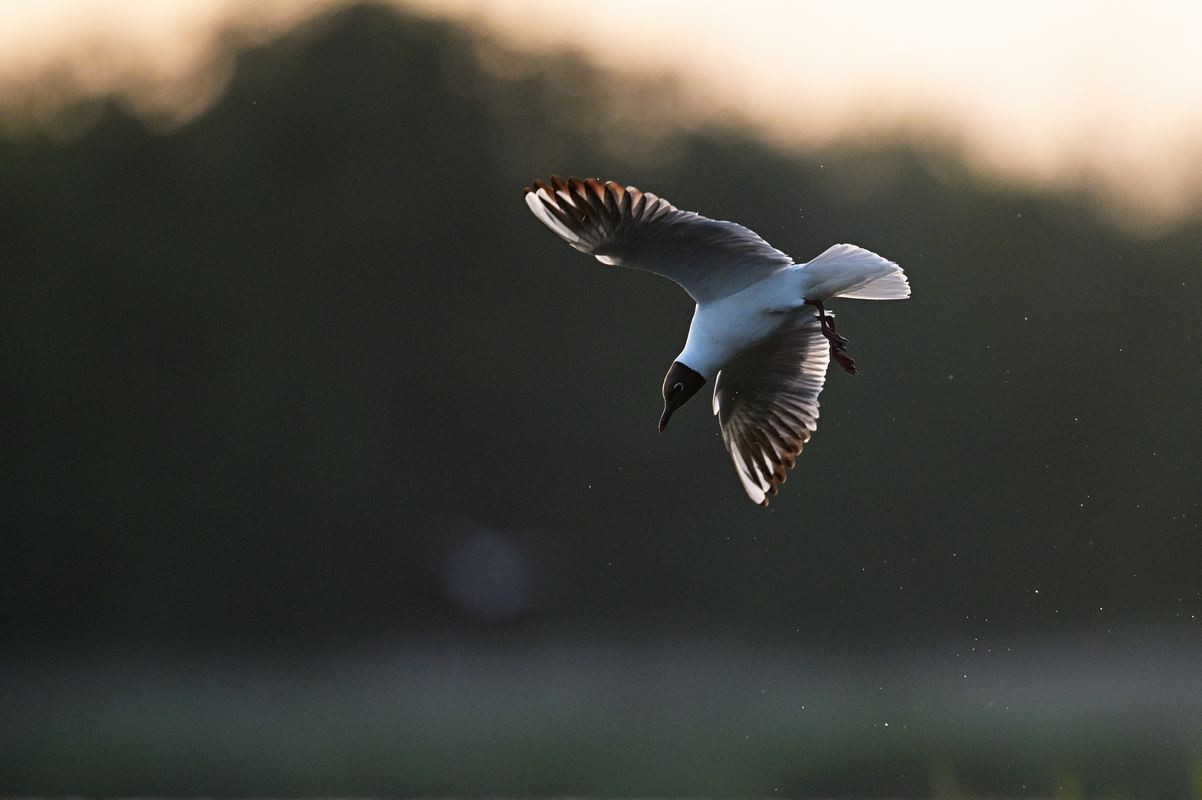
[[811, 299, 857, 375]]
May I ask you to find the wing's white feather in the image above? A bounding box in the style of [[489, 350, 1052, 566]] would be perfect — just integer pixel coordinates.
[[523, 176, 794, 303], [712, 317, 830, 506], [525, 191, 580, 244]]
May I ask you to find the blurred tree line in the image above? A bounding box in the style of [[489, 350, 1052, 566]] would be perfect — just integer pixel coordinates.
[[2, 2, 1200, 650]]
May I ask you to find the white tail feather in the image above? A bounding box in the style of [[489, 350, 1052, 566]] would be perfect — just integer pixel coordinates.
[[802, 243, 910, 301]]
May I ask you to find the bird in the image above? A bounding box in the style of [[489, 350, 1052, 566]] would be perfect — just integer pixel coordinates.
[[523, 176, 910, 506]]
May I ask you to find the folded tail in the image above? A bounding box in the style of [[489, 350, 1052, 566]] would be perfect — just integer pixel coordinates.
[[802, 243, 910, 301]]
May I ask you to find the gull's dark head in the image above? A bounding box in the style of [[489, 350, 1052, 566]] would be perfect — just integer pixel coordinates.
[[659, 361, 706, 433]]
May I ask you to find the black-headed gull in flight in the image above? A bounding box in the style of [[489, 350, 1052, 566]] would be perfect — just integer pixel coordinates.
[[524, 176, 910, 506]]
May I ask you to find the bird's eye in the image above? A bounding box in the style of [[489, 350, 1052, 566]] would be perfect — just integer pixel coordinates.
[[672, 382, 684, 393]]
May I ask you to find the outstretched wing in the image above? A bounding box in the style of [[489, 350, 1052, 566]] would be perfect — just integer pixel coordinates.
[[712, 317, 831, 506], [524, 176, 794, 303]]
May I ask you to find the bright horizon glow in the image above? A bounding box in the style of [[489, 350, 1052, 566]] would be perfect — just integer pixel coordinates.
[[2, 0, 1200, 229]]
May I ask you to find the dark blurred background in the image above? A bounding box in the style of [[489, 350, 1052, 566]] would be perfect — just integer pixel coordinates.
[[2, 3, 1201, 797]]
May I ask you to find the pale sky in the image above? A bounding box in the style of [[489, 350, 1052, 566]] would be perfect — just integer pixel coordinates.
[[2, 0, 1200, 227]]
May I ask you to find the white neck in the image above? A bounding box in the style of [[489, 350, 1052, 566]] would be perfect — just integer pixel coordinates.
[[677, 330, 722, 381]]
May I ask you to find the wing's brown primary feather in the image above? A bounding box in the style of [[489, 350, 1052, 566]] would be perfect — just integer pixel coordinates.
[[712, 317, 831, 506], [523, 176, 794, 303]]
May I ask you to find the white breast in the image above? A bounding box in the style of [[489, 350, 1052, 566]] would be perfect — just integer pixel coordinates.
[[676, 267, 807, 378]]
